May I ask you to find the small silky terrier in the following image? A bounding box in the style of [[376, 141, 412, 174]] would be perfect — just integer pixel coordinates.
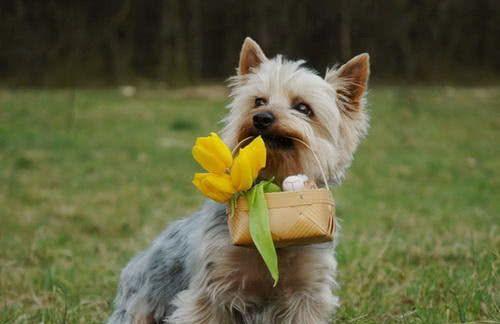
[[108, 37, 370, 324]]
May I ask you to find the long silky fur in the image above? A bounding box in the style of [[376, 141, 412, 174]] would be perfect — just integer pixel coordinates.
[[108, 40, 369, 324]]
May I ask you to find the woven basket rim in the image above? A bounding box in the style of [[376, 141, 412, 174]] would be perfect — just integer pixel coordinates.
[[235, 188, 334, 211], [264, 187, 330, 197]]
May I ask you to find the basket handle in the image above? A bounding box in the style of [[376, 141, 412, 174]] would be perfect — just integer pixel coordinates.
[[232, 136, 330, 191]]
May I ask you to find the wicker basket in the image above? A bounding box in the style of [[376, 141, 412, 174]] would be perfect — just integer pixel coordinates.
[[227, 137, 336, 248]]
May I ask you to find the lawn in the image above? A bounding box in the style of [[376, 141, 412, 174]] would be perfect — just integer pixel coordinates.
[[0, 86, 498, 323]]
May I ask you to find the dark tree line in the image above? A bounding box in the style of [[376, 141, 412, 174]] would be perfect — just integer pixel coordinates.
[[1, 0, 499, 86]]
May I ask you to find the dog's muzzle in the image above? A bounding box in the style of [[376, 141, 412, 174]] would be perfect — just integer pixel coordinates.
[[253, 111, 275, 130]]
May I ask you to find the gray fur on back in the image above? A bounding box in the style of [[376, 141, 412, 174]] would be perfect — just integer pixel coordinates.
[[108, 201, 225, 323]]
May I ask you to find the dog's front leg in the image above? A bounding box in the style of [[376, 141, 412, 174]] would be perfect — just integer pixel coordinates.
[[265, 289, 339, 324], [166, 289, 234, 324]]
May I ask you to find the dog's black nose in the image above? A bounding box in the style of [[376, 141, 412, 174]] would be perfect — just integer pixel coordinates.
[[253, 111, 275, 130]]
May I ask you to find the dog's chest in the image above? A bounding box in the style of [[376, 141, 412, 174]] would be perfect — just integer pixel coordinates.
[[217, 244, 331, 298]]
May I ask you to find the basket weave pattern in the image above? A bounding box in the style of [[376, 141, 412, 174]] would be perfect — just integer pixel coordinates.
[[228, 188, 335, 247]]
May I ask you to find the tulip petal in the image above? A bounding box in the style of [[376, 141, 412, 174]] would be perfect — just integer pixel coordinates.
[[192, 173, 204, 189], [192, 133, 233, 174], [192, 173, 235, 203], [208, 132, 233, 169], [231, 151, 254, 192], [192, 146, 226, 174], [230, 136, 267, 191], [238, 136, 266, 179], [203, 173, 234, 195], [246, 136, 267, 171]]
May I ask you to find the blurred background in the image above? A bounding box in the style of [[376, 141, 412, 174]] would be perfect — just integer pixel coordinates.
[[1, 0, 500, 86], [1, 1, 499, 323]]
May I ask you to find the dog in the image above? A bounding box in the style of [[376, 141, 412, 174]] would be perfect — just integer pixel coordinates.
[[108, 37, 370, 324]]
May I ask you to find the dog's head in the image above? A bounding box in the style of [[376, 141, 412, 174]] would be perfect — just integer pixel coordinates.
[[222, 37, 370, 185]]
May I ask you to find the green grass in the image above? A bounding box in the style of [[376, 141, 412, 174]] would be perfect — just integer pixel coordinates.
[[0, 86, 499, 323]]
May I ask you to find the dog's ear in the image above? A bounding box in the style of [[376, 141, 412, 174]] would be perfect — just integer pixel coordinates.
[[325, 53, 370, 115], [238, 37, 268, 75]]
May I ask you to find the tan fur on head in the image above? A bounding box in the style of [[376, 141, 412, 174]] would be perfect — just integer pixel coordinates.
[[222, 38, 370, 185]]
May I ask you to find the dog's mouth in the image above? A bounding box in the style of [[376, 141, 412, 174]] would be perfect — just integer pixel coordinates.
[[237, 127, 306, 152], [237, 129, 307, 182], [261, 134, 295, 150], [239, 131, 297, 151]]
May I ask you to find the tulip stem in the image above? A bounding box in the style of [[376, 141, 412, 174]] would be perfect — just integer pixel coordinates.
[[230, 194, 238, 218]]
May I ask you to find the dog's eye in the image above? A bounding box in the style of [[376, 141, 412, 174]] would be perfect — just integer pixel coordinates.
[[293, 102, 312, 116], [254, 97, 267, 107]]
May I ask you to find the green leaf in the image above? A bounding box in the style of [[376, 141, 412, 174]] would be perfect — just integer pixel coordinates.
[[245, 182, 279, 285], [263, 181, 281, 193]]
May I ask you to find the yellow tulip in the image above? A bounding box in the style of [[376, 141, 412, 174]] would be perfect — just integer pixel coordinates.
[[244, 136, 266, 177], [231, 136, 266, 191], [192, 132, 233, 174], [192, 173, 235, 203], [231, 151, 254, 192]]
